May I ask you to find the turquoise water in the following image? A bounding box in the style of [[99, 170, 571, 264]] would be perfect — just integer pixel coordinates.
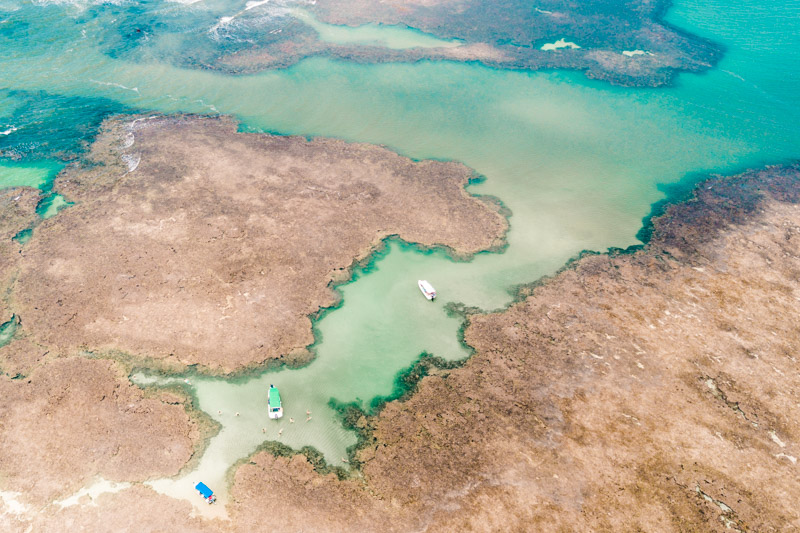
[[0, 160, 63, 188], [2, 0, 799, 513], [36, 193, 70, 219], [0, 315, 18, 349]]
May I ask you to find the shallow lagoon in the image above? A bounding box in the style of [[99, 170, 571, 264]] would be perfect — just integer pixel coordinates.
[[1, 0, 799, 513]]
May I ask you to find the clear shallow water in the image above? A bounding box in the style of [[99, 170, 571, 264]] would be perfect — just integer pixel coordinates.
[[0, 315, 18, 349], [133, 240, 469, 513], [1, 0, 799, 513], [0, 160, 63, 188], [37, 193, 70, 218]]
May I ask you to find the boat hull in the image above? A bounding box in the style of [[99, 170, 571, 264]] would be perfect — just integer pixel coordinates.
[[418, 280, 436, 300], [268, 385, 283, 419]]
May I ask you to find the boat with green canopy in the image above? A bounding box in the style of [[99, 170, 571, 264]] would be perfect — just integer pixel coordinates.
[[268, 384, 283, 419]]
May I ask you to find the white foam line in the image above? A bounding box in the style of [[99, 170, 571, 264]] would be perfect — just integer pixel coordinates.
[[722, 69, 747, 82], [127, 114, 160, 132], [195, 99, 219, 113], [90, 79, 140, 94], [209, 14, 239, 36], [245, 0, 270, 10], [0, 126, 18, 136], [208, 1, 294, 40], [122, 153, 141, 173]]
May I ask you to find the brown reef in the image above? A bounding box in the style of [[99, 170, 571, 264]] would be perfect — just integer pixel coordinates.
[[24, 486, 223, 533], [8, 114, 506, 372], [213, 0, 721, 87], [3, 156, 798, 531], [0, 357, 200, 507], [351, 164, 800, 531], [225, 164, 800, 532], [0, 187, 38, 281], [2, 102, 799, 530]]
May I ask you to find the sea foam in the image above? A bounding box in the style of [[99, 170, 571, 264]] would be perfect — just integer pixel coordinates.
[[246, 0, 270, 10], [122, 153, 140, 172]]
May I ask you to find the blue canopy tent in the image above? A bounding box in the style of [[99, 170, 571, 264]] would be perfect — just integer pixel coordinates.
[[195, 482, 215, 502]]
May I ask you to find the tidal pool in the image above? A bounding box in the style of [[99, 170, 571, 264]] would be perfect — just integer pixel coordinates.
[[0, 160, 64, 189]]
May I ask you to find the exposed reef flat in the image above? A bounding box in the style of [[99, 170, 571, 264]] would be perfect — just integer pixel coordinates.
[[7, 163, 798, 530], [226, 165, 800, 532], [8, 115, 507, 372], [352, 164, 800, 530], [0, 357, 200, 507], [217, 0, 721, 87], [20, 486, 222, 533], [0, 187, 39, 273]]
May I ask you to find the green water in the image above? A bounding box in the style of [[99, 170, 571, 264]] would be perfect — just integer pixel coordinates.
[[2, 0, 799, 513], [0, 160, 64, 189], [11, 228, 32, 245], [0, 315, 18, 349], [291, 8, 463, 49], [36, 193, 70, 219]]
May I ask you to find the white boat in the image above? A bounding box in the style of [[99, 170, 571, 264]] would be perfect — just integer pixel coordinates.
[[418, 280, 436, 300], [268, 384, 283, 419]]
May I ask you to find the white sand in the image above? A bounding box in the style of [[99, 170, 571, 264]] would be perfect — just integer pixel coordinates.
[[53, 479, 131, 508], [0, 490, 29, 516], [541, 39, 580, 51], [245, 0, 271, 10]]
